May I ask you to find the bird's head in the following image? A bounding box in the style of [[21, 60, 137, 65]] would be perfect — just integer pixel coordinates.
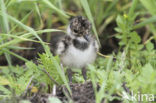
[[67, 16, 91, 40]]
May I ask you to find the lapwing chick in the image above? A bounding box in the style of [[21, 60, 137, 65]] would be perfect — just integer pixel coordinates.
[[50, 16, 99, 82]]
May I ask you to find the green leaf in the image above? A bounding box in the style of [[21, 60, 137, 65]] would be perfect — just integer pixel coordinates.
[[0, 85, 11, 95], [48, 97, 62, 103], [116, 15, 125, 31], [140, 0, 156, 15], [0, 0, 12, 67], [0, 0, 10, 33], [38, 53, 63, 84], [2, 49, 29, 62], [130, 32, 141, 44], [133, 16, 156, 29], [7, 46, 34, 50], [19, 100, 31, 103], [41, 0, 69, 18], [146, 41, 154, 51], [128, 0, 138, 17], [138, 63, 154, 84], [0, 29, 62, 49]]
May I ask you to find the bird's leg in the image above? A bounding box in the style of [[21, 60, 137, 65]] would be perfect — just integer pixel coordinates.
[[67, 69, 73, 83], [82, 67, 87, 81]]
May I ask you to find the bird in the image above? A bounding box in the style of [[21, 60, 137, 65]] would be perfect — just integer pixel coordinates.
[[50, 16, 99, 82]]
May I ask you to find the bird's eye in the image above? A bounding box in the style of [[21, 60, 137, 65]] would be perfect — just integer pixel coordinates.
[[82, 22, 86, 27], [74, 29, 78, 33]]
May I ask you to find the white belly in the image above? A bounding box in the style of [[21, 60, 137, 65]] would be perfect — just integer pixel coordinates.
[[60, 44, 97, 68]]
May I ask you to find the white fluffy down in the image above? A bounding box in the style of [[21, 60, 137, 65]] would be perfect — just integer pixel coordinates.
[[60, 40, 97, 68], [56, 42, 65, 55]]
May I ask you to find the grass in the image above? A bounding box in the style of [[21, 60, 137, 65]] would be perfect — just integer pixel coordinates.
[[0, 0, 156, 103], [0, 0, 12, 67], [80, 0, 100, 46]]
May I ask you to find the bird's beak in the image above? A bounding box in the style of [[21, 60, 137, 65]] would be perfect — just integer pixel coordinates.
[[84, 34, 89, 41]]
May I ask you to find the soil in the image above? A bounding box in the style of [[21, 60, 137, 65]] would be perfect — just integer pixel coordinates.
[[28, 81, 121, 103], [57, 81, 95, 103]]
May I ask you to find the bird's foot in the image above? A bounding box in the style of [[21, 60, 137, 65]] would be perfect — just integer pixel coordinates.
[[82, 67, 87, 81], [67, 69, 73, 83]]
